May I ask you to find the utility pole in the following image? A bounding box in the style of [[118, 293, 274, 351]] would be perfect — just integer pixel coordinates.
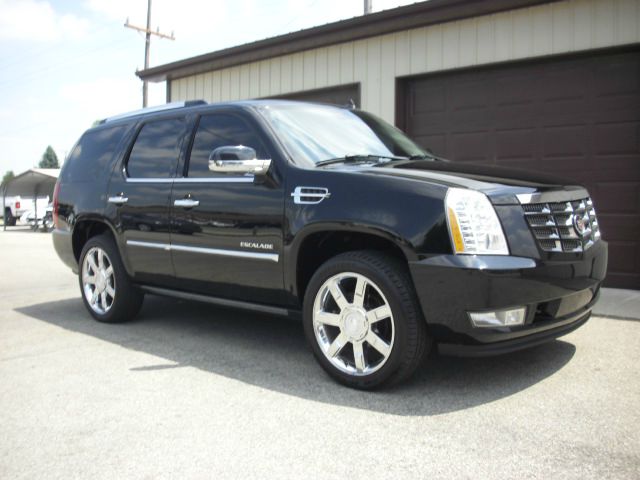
[[125, 0, 175, 107], [364, 0, 372, 15]]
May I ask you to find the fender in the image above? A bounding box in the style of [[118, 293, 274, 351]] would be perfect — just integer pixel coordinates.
[[71, 214, 136, 277], [285, 220, 419, 300]]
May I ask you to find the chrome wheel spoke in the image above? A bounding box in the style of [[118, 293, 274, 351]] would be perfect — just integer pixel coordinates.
[[353, 341, 365, 372], [353, 277, 367, 307], [97, 250, 105, 269], [90, 288, 99, 306], [106, 285, 115, 297], [100, 291, 108, 310], [327, 333, 348, 358], [315, 311, 341, 327], [366, 304, 392, 323], [87, 254, 99, 273], [104, 265, 113, 277], [366, 331, 391, 357], [328, 280, 349, 311], [83, 274, 96, 285]]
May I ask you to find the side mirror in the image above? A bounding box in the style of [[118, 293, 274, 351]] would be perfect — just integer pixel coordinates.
[[208, 145, 271, 174]]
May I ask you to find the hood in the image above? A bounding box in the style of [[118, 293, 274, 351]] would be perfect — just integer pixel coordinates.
[[336, 160, 585, 205]]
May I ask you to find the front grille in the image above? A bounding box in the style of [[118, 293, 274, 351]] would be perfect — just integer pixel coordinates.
[[522, 197, 601, 253]]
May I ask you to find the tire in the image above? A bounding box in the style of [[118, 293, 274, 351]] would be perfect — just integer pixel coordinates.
[[78, 234, 144, 323], [303, 250, 430, 389], [5, 209, 16, 226]]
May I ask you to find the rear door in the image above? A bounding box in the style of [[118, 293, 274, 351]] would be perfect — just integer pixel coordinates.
[[169, 110, 285, 305], [107, 116, 188, 284]]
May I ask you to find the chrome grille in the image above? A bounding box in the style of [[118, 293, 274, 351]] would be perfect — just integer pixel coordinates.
[[522, 198, 601, 253]]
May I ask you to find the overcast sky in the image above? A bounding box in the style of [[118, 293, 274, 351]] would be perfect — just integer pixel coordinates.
[[0, 0, 416, 175]]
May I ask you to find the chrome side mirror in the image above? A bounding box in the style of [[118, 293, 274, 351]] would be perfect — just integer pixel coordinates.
[[208, 146, 271, 174]]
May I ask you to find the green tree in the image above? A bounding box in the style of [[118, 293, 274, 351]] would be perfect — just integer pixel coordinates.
[[2, 170, 14, 187], [39, 145, 59, 168]]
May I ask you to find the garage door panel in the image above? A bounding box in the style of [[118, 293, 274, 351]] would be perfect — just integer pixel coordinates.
[[595, 122, 640, 155], [403, 49, 640, 289], [592, 183, 640, 214], [495, 129, 536, 160]]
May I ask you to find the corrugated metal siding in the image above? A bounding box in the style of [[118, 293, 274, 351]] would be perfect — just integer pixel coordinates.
[[170, 0, 640, 123]]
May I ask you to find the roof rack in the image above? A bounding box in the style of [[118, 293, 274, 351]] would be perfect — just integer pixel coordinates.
[[100, 100, 207, 124]]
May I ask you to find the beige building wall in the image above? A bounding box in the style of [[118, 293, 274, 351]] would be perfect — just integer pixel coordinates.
[[170, 0, 640, 124]]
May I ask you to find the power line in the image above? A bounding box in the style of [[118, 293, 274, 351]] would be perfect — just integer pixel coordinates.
[[124, 0, 175, 107]]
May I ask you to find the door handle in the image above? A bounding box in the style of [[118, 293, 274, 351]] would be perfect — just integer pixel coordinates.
[[108, 195, 128, 205], [174, 198, 200, 208]]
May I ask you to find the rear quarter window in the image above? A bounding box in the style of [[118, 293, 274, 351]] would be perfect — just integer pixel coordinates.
[[61, 125, 128, 183]]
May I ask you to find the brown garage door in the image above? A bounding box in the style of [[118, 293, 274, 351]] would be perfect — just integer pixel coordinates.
[[400, 49, 640, 290], [271, 83, 360, 107]]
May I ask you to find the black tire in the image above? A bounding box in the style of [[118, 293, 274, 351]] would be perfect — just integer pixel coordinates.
[[5, 209, 16, 226], [303, 250, 430, 390], [78, 234, 144, 323]]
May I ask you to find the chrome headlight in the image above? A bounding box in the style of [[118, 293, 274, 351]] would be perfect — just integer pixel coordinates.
[[445, 188, 509, 255]]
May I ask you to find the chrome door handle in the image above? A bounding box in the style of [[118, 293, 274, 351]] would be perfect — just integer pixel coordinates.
[[174, 198, 200, 208], [108, 195, 128, 205]]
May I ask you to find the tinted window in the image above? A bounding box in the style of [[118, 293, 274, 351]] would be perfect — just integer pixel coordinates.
[[188, 114, 268, 177], [127, 118, 186, 178], [61, 126, 127, 183]]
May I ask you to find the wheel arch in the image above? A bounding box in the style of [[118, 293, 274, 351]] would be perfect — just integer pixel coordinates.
[[72, 216, 122, 264], [288, 223, 417, 305]]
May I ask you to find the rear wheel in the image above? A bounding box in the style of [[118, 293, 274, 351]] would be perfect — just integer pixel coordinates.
[[303, 250, 430, 389], [79, 234, 144, 323], [5, 208, 16, 226]]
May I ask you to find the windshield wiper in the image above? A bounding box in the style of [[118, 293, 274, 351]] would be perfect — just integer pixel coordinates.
[[315, 154, 408, 167]]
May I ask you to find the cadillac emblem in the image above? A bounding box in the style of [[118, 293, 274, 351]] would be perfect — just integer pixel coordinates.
[[573, 214, 587, 237]]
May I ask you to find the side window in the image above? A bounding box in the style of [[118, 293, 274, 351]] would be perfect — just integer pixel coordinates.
[[61, 125, 127, 183], [187, 114, 268, 177], [127, 118, 186, 178]]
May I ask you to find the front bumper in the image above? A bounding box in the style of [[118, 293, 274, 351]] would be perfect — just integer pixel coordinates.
[[409, 240, 607, 356]]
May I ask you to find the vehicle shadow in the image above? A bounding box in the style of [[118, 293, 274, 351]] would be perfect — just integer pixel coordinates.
[[16, 295, 576, 417]]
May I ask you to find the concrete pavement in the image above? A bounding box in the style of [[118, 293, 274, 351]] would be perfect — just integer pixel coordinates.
[[1, 230, 639, 479]]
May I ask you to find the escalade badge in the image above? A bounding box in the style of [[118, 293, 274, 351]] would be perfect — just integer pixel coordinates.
[[573, 214, 587, 237]]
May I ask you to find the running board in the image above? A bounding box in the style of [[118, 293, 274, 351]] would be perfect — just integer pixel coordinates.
[[139, 285, 294, 318]]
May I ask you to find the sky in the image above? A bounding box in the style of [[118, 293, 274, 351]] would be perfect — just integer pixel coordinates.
[[0, 0, 417, 175]]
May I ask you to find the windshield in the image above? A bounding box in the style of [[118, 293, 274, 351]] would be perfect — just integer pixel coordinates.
[[258, 103, 428, 166]]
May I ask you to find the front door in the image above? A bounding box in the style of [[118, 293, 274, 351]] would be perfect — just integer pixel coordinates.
[[169, 111, 285, 305], [108, 116, 188, 284]]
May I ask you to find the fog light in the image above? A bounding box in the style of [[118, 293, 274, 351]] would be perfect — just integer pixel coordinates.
[[469, 307, 526, 328]]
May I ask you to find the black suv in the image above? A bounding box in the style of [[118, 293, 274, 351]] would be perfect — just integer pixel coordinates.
[[52, 100, 607, 389]]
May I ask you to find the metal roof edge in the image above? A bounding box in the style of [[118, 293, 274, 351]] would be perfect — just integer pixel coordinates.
[[137, 0, 556, 82]]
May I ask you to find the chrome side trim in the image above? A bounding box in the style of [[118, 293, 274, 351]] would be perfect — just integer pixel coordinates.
[[173, 177, 254, 183], [171, 244, 279, 262], [125, 178, 174, 183], [140, 285, 290, 317], [124, 177, 255, 184], [125, 240, 279, 262], [516, 188, 589, 204], [126, 240, 171, 251]]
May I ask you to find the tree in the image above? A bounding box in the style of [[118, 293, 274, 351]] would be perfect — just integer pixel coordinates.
[[39, 145, 59, 168], [2, 170, 14, 187]]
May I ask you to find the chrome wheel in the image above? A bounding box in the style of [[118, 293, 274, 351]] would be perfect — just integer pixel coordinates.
[[313, 272, 395, 376], [82, 247, 116, 315]]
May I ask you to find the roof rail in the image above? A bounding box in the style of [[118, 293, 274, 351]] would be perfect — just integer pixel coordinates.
[[100, 100, 207, 124]]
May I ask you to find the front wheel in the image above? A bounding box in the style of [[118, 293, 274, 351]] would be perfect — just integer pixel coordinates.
[[79, 234, 144, 323], [303, 251, 430, 389]]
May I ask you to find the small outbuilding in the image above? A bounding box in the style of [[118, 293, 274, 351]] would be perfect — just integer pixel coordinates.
[[2, 168, 60, 230]]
